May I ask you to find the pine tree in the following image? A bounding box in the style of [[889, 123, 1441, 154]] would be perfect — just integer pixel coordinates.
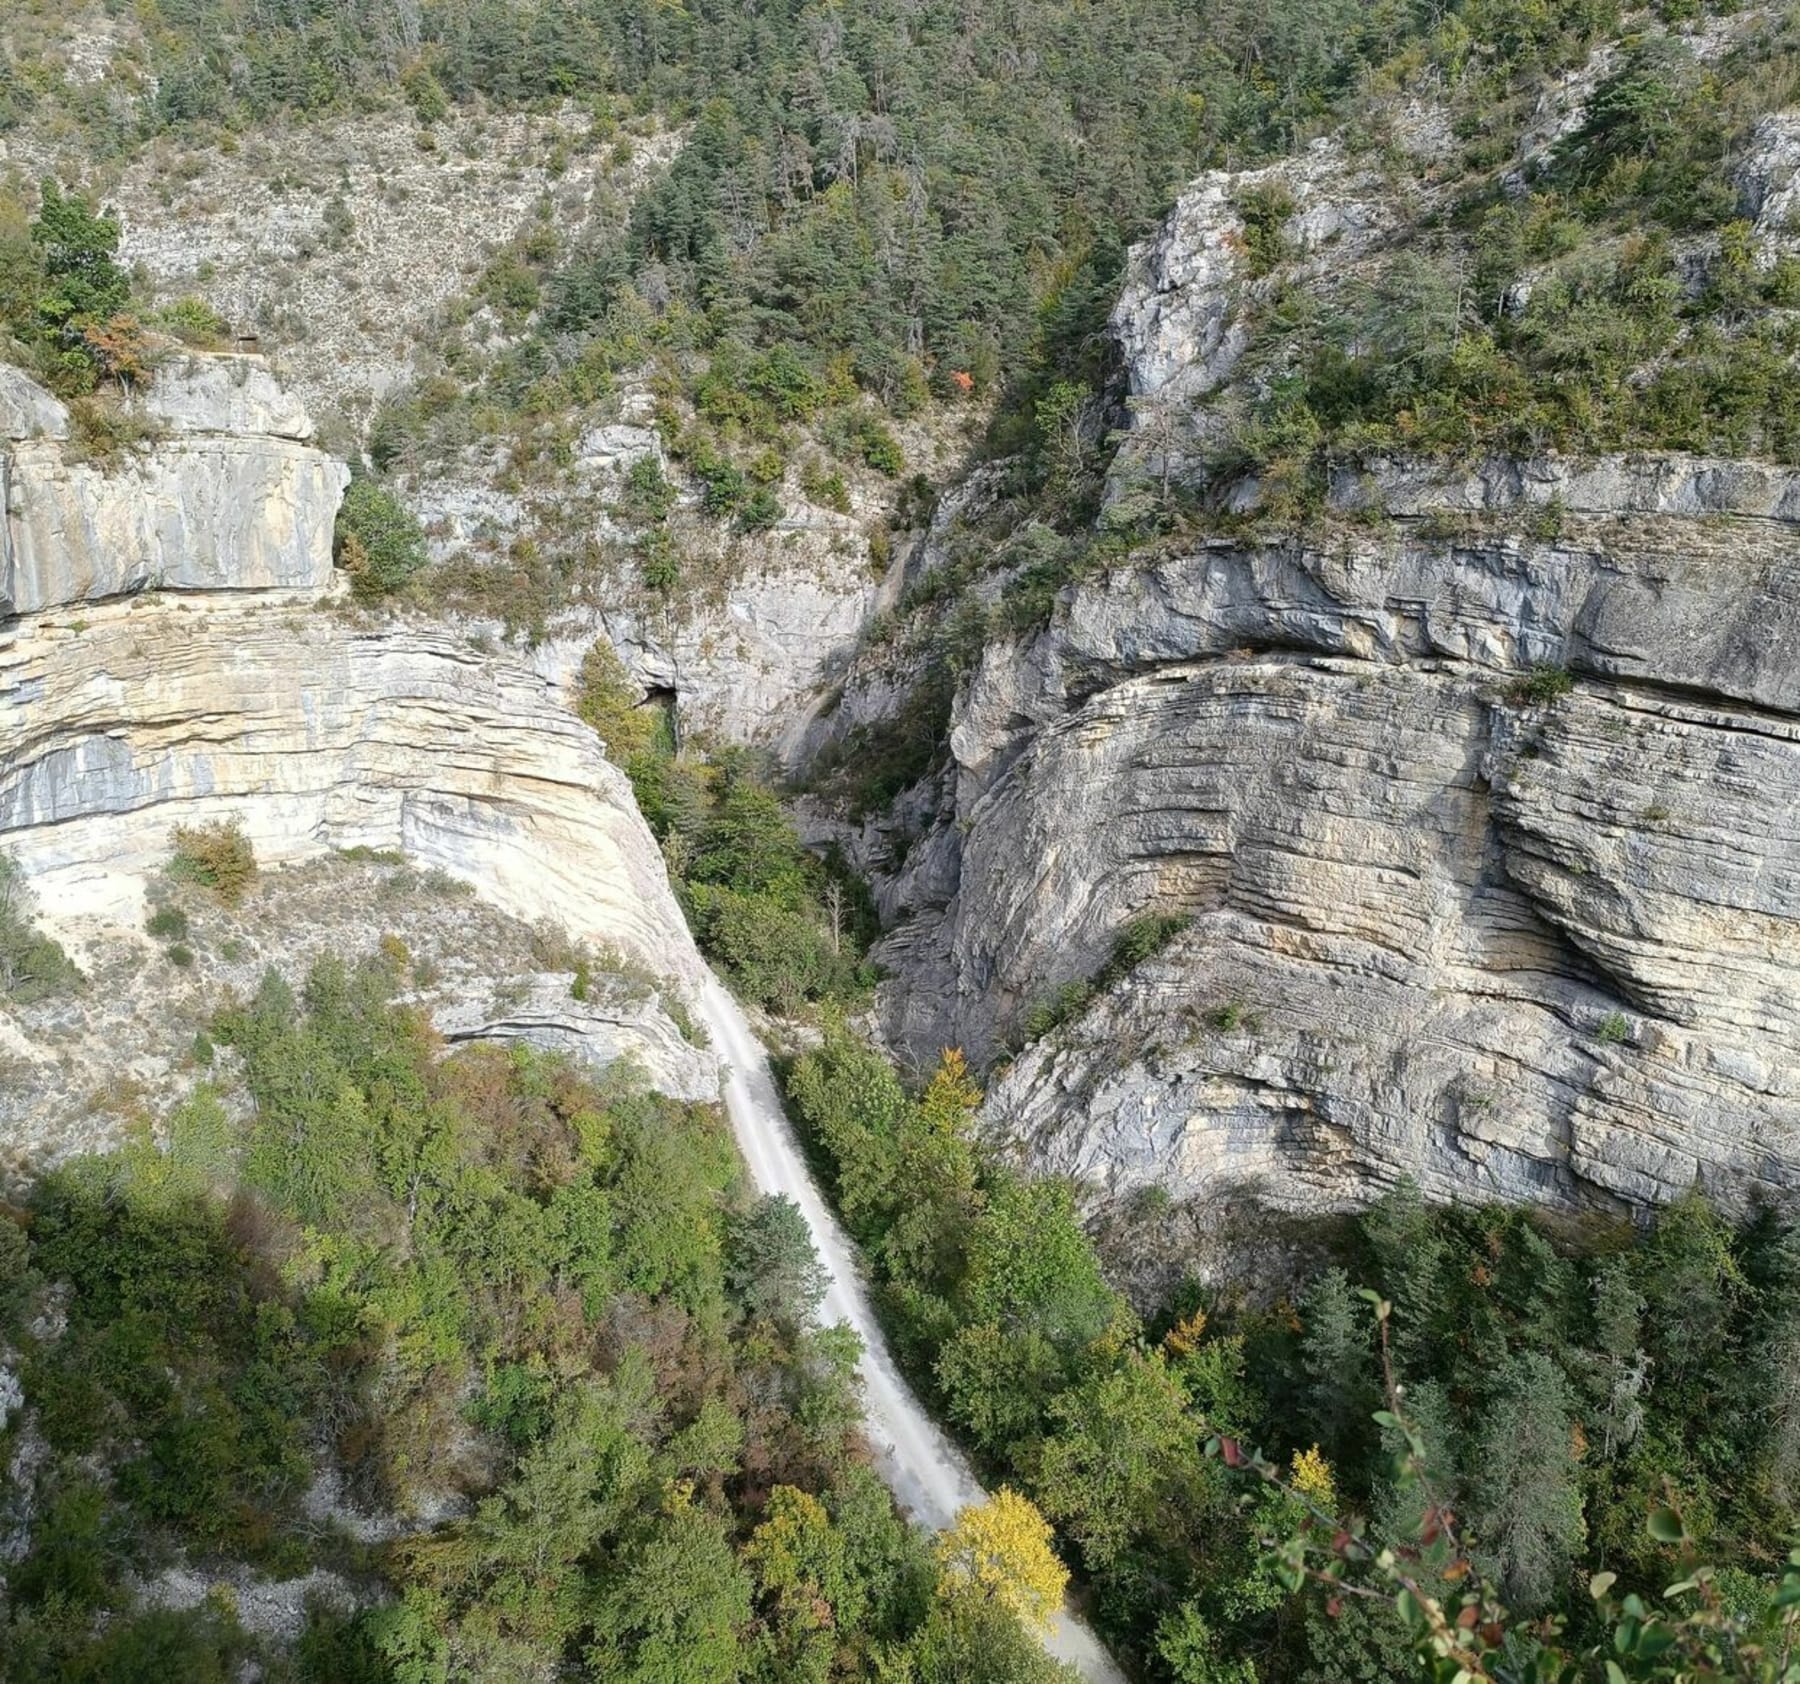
[[1470, 1352, 1585, 1612], [1297, 1267, 1378, 1467]]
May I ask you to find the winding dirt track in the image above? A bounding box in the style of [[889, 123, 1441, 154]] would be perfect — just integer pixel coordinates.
[[698, 975, 1128, 1684]]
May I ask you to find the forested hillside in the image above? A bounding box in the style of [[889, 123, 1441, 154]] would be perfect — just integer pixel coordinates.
[[783, 1025, 1800, 1684], [4, 0, 1637, 429], [0, 954, 1074, 1682]]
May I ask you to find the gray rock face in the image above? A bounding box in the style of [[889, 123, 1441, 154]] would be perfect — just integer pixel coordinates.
[[138, 354, 315, 440], [1, 358, 345, 618], [862, 124, 1800, 1223], [1736, 109, 1800, 262], [0, 596, 704, 988], [0, 368, 70, 442], [1106, 140, 1402, 492], [435, 974, 716, 1104], [0, 354, 718, 1160], [880, 498, 1800, 1219]]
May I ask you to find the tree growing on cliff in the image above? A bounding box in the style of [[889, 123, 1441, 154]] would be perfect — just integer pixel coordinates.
[[334, 478, 427, 599], [28, 181, 133, 392], [575, 638, 657, 767]]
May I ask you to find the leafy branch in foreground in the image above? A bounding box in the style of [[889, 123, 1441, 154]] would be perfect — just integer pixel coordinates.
[[1220, 1296, 1800, 1683]]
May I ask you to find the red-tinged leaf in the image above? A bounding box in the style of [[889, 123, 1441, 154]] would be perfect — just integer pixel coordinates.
[[1326, 1597, 1343, 1619], [1332, 1530, 1353, 1556], [1481, 1624, 1505, 1647], [1456, 1605, 1480, 1629], [1221, 1437, 1245, 1468], [1443, 1559, 1470, 1582]]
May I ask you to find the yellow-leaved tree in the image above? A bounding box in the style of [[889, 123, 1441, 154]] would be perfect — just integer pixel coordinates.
[[919, 1047, 982, 1136], [1288, 1444, 1337, 1510], [936, 1488, 1068, 1630]]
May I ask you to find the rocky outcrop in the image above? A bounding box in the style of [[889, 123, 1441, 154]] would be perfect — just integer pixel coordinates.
[[851, 85, 1800, 1223], [435, 974, 715, 1103], [1106, 138, 1403, 493], [1, 594, 701, 974], [862, 123, 1800, 1221], [0, 356, 716, 1167], [879, 491, 1800, 1218], [95, 110, 679, 440], [408, 389, 949, 753], [1, 355, 345, 617]]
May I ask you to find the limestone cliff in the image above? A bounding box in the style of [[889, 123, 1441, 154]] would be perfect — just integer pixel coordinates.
[[0, 356, 714, 1169], [404, 392, 902, 752], [867, 143, 1800, 1222], [1, 356, 343, 615]]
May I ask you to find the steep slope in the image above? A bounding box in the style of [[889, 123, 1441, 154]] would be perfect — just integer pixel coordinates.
[[0, 354, 711, 1161], [0, 349, 1127, 1680], [857, 14, 1800, 1224]]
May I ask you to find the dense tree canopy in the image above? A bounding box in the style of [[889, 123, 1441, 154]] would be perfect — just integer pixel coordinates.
[[0, 954, 1072, 1682], [784, 1019, 1800, 1682]]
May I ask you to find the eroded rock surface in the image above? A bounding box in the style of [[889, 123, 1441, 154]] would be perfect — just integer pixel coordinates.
[[850, 91, 1800, 1222], [869, 134, 1800, 1223], [1, 357, 714, 1167], [881, 498, 1800, 1217], [1, 355, 345, 616]]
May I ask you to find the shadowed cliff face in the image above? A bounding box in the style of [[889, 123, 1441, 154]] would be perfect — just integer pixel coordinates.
[[866, 149, 1800, 1222]]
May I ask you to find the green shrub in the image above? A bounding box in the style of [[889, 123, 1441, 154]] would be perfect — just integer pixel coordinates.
[[1596, 1010, 1631, 1044], [147, 905, 191, 941], [1507, 664, 1576, 705], [1018, 979, 1094, 1044], [1013, 910, 1191, 1048], [0, 854, 81, 1003], [801, 461, 851, 511], [401, 63, 450, 123], [738, 484, 782, 530], [334, 479, 427, 600], [23, 180, 132, 392], [857, 418, 905, 476], [1110, 911, 1191, 970], [620, 454, 676, 523], [1235, 180, 1297, 277], [167, 942, 196, 968], [168, 820, 257, 903], [151, 295, 228, 347], [67, 396, 162, 466], [685, 885, 862, 1014], [696, 452, 748, 517], [575, 639, 660, 767]]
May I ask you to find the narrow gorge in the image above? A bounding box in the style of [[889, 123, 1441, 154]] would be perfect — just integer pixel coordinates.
[[10, 3, 1800, 1681]]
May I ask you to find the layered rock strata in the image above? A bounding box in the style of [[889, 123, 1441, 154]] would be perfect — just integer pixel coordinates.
[[1, 356, 344, 616], [863, 108, 1800, 1220], [0, 355, 713, 1162], [880, 483, 1800, 1215]]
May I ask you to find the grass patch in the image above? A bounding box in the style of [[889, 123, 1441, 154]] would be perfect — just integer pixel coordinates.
[[1013, 910, 1192, 1050], [0, 855, 81, 1004]]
